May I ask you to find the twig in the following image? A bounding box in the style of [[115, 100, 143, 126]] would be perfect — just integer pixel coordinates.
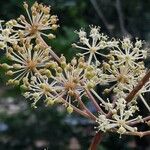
[[89, 132, 103, 150], [37, 35, 61, 63], [115, 0, 130, 36], [85, 89, 106, 115], [128, 115, 150, 126], [89, 0, 113, 34], [76, 94, 97, 121], [125, 70, 150, 103], [61, 97, 95, 121], [122, 130, 150, 138], [110, 129, 150, 138]]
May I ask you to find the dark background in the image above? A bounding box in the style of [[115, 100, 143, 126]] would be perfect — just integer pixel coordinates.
[[0, 0, 150, 149]]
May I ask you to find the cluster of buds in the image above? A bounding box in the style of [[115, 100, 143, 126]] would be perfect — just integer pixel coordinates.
[[2, 40, 52, 85], [0, 1, 150, 142], [6, 2, 58, 41]]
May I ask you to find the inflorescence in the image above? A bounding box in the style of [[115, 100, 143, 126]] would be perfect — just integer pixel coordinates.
[[0, 2, 150, 138]]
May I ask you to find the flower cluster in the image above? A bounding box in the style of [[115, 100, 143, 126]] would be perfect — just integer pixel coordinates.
[[72, 27, 149, 135], [94, 37, 149, 135], [2, 41, 52, 85], [23, 55, 100, 110], [6, 2, 58, 41], [96, 96, 141, 135], [109, 38, 147, 67], [0, 1, 150, 138], [72, 26, 118, 65], [0, 21, 18, 49]]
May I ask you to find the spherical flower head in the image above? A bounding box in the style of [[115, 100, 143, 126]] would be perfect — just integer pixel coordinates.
[[96, 97, 139, 136], [22, 56, 100, 110], [109, 37, 147, 68], [7, 2, 59, 41], [102, 58, 146, 94], [54, 56, 96, 101], [23, 75, 58, 108], [2, 40, 52, 85], [46, 56, 100, 106], [72, 26, 118, 65]]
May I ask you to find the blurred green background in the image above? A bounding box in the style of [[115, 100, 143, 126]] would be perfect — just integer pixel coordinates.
[[0, 0, 150, 149]]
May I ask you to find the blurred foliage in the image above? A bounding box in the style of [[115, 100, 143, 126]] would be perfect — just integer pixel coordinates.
[[0, 0, 150, 149]]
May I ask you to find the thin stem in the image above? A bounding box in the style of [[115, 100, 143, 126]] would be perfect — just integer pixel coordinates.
[[85, 88, 106, 115], [61, 97, 95, 121], [139, 94, 150, 112], [121, 130, 150, 138], [37, 35, 61, 63], [89, 132, 103, 150], [76, 94, 97, 121], [128, 115, 150, 126], [115, 0, 129, 36], [91, 89, 106, 105], [89, 0, 113, 34], [110, 129, 150, 138], [125, 70, 150, 103]]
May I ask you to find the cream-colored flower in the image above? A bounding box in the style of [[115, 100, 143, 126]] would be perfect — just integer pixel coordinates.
[[50, 56, 99, 104], [96, 97, 140, 135], [0, 20, 18, 49], [6, 2, 58, 40], [23, 75, 58, 108], [72, 26, 118, 65], [102, 62, 145, 93], [23, 56, 100, 109], [2, 41, 52, 85], [109, 38, 147, 67]]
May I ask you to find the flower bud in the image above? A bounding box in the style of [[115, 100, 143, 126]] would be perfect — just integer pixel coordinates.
[[67, 106, 73, 114]]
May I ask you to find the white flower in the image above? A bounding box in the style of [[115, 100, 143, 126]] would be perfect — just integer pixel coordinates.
[[2, 41, 52, 85], [96, 97, 139, 135], [72, 26, 118, 65], [109, 38, 147, 67], [0, 21, 18, 49], [6, 2, 59, 40], [23, 75, 58, 108], [0, 28, 18, 49], [101, 62, 145, 93]]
